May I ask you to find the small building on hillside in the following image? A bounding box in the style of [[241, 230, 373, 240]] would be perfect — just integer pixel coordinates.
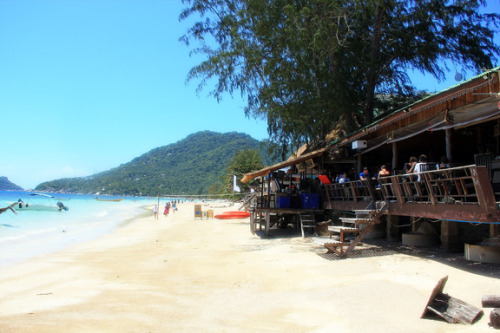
[[242, 67, 500, 260]]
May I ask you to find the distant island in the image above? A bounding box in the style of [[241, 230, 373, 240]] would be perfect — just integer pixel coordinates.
[[35, 131, 275, 196], [0, 177, 24, 191]]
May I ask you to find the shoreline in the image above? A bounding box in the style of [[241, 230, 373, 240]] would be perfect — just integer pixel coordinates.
[[0, 198, 152, 269], [1, 202, 499, 332]]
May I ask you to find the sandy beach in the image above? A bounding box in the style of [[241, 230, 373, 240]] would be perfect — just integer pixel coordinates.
[[0, 202, 498, 332]]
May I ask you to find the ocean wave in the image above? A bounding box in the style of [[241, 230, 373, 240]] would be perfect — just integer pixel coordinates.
[[0, 226, 59, 244]]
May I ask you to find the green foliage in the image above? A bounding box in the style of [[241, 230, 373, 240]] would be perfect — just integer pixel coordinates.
[[0, 177, 23, 191], [224, 148, 264, 193], [35, 131, 275, 196], [180, 0, 500, 153]]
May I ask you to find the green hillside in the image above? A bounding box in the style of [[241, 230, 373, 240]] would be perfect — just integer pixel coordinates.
[[36, 131, 272, 196], [0, 177, 24, 191]]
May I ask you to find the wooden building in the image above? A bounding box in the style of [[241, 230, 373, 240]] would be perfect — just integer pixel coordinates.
[[242, 67, 500, 256]]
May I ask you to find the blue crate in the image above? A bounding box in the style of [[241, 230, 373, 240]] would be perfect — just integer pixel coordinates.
[[300, 193, 319, 209], [277, 196, 291, 208]]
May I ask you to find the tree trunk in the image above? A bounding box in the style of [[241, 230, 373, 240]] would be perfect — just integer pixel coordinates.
[[364, 3, 385, 125]]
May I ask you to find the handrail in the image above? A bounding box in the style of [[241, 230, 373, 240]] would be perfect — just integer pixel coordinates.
[[323, 165, 488, 206]]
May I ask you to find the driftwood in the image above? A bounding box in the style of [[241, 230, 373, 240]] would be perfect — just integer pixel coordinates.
[[483, 295, 500, 308], [490, 309, 500, 329], [421, 276, 483, 325]]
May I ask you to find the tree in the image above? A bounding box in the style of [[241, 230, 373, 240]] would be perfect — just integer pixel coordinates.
[[225, 148, 264, 193], [180, 0, 500, 153]]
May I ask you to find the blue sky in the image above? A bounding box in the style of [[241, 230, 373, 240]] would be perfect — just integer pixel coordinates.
[[0, 0, 499, 190]]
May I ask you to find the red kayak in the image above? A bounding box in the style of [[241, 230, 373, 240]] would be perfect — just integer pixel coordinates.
[[214, 211, 250, 219]]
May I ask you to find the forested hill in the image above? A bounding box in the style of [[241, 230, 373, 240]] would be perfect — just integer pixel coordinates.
[[0, 177, 23, 191], [36, 131, 272, 196]]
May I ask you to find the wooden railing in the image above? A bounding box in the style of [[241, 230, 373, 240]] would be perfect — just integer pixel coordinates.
[[323, 165, 494, 207], [378, 165, 480, 204]]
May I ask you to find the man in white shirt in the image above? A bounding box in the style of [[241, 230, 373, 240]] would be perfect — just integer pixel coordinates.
[[414, 154, 428, 181]]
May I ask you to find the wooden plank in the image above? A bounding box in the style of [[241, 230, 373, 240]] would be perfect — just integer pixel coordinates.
[[328, 226, 360, 233], [422, 276, 483, 325], [421, 276, 448, 319], [426, 293, 483, 324], [340, 217, 372, 224], [324, 241, 349, 255]]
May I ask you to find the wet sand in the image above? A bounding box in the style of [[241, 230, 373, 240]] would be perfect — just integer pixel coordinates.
[[0, 202, 498, 332]]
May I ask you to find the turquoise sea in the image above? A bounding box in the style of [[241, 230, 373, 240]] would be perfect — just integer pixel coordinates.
[[0, 191, 156, 268]]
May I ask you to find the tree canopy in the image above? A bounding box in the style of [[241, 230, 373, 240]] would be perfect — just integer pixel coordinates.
[[180, 0, 500, 153], [225, 148, 264, 193]]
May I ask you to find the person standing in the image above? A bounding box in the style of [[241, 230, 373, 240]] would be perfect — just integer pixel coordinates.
[[153, 204, 159, 219]]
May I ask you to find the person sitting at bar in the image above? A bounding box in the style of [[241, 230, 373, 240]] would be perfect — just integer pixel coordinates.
[[378, 165, 391, 179], [414, 154, 428, 181], [436, 155, 449, 170], [339, 172, 351, 183], [359, 167, 370, 181], [405, 156, 417, 174]]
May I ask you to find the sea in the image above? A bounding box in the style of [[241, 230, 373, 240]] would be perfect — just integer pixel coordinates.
[[0, 191, 158, 268]]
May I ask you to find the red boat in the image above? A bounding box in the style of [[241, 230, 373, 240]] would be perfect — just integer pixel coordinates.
[[214, 211, 250, 219]]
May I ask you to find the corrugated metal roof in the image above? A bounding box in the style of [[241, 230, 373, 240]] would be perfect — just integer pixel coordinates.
[[327, 66, 500, 148]]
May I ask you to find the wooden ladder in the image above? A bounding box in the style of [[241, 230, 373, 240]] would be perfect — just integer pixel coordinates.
[[300, 212, 316, 237], [239, 193, 257, 210], [325, 201, 388, 257]]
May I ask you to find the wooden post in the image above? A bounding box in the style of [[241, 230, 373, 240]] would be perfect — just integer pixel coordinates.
[[266, 175, 271, 208], [445, 128, 453, 163], [265, 211, 270, 236], [392, 142, 398, 171], [357, 154, 362, 176], [441, 220, 459, 251], [491, 224, 500, 238], [386, 214, 399, 241]]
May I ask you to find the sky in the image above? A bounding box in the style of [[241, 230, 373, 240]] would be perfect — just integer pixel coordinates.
[[0, 0, 499, 190]]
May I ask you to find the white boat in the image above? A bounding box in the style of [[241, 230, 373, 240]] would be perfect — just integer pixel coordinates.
[[12, 193, 69, 212]]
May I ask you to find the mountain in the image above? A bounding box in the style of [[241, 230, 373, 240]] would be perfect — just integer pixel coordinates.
[[35, 131, 273, 196], [0, 177, 24, 191]]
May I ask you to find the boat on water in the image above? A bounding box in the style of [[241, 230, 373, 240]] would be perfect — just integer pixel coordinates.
[[95, 197, 124, 202], [214, 211, 250, 219], [12, 193, 69, 212]]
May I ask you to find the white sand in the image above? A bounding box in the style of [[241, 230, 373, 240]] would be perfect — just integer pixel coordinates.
[[0, 202, 498, 332]]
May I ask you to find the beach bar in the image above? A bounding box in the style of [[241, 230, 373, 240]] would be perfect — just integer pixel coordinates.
[[242, 67, 500, 258]]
